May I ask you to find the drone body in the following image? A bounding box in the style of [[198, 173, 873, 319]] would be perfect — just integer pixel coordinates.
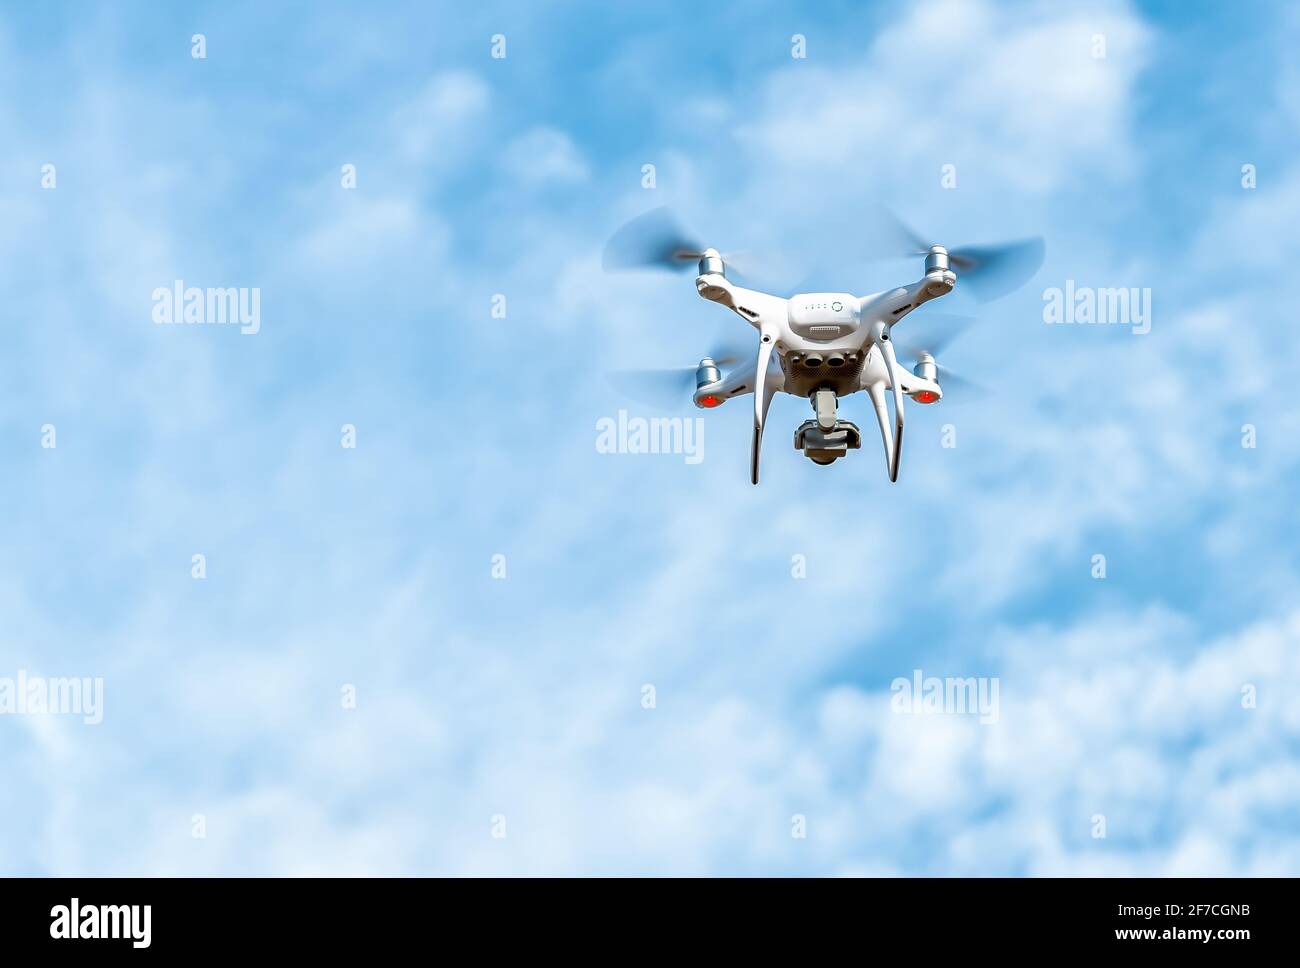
[[604, 208, 1044, 484], [691, 248, 952, 483]]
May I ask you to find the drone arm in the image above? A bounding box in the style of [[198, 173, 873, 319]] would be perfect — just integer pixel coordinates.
[[861, 265, 957, 323], [696, 273, 787, 332]]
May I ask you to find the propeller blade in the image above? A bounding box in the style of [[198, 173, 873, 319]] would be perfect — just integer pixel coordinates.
[[719, 246, 807, 293], [948, 237, 1045, 302], [894, 313, 990, 400], [606, 334, 755, 409], [864, 207, 1045, 301], [605, 367, 696, 410], [865, 206, 931, 259], [702, 334, 752, 369], [603, 208, 806, 292], [602, 207, 704, 272], [895, 312, 978, 359], [933, 364, 990, 399]]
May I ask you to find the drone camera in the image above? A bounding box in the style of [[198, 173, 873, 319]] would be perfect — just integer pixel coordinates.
[[794, 419, 861, 465]]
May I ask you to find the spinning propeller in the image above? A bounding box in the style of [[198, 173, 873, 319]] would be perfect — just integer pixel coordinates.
[[601, 207, 800, 289], [871, 208, 1045, 303], [601, 207, 710, 272], [894, 312, 989, 398], [606, 337, 751, 410]]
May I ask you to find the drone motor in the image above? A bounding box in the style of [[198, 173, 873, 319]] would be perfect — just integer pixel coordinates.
[[912, 352, 937, 382]]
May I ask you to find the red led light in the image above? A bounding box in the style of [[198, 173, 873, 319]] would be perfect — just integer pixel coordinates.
[[913, 390, 939, 404], [698, 395, 723, 408]]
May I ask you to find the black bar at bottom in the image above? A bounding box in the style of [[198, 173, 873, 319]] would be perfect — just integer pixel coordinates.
[[0, 876, 1280, 954]]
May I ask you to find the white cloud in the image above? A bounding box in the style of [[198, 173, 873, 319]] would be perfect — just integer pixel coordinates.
[[734, 0, 1151, 197], [393, 71, 491, 166], [500, 127, 590, 184]]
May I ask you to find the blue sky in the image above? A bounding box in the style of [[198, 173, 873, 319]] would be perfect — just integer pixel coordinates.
[[1, 0, 1299, 874]]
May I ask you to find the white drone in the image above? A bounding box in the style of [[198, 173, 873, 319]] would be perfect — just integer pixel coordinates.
[[604, 208, 1044, 483]]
